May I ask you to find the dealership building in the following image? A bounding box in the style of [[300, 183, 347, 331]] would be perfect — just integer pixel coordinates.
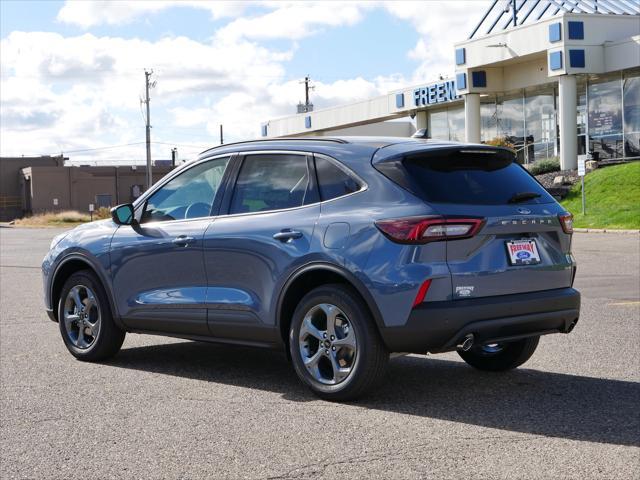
[[262, 0, 640, 170]]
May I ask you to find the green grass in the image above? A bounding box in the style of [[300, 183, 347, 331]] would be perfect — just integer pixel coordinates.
[[561, 162, 640, 229]]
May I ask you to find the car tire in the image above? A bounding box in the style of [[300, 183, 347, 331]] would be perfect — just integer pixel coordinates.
[[58, 270, 125, 361], [457, 336, 540, 371], [289, 284, 388, 401]]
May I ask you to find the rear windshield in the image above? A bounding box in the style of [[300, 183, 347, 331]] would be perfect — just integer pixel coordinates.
[[398, 150, 555, 205]]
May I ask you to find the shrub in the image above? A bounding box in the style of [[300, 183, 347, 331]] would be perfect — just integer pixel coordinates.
[[485, 136, 515, 149], [14, 210, 90, 226], [529, 157, 560, 176], [95, 206, 112, 219]]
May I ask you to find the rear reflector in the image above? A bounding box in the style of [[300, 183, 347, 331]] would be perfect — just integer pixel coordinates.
[[375, 216, 485, 244], [559, 213, 574, 234], [412, 279, 432, 308]]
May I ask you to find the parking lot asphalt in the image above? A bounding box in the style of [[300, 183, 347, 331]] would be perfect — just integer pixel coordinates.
[[1, 226, 638, 479]]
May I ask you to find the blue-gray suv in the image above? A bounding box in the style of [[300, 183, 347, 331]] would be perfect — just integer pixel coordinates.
[[43, 137, 580, 400]]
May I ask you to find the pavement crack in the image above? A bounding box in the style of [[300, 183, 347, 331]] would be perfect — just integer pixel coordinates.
[[265, 435, 536, 479]]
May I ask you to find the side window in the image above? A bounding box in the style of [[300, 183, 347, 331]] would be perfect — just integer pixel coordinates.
[[141, 157, 230, 223], [230, 154, 313, 214], [315, 156, 361, 201]]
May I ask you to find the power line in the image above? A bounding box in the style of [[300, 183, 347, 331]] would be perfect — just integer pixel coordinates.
[[152, 141, 208, 149], [5, 140, 209, 158], [59, 142, 147, 154]]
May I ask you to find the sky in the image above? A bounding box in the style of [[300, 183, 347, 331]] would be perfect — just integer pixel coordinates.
[[0, 0, 491, 164]]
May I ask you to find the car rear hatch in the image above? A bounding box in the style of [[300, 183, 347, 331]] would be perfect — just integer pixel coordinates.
[[374, 144, 575, 300]]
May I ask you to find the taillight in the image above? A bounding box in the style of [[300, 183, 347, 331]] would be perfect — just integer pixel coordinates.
[[559, 213, 574, 234], [375, 216, 485, 244]]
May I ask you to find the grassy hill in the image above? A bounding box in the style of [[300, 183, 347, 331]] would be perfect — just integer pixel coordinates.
[[561, 161, 640, 229]]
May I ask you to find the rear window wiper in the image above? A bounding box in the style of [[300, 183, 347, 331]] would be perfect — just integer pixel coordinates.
[[508, 191, 541, 203]]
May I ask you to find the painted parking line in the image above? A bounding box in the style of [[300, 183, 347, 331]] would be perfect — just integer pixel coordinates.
[[608, 301, 640, 306]]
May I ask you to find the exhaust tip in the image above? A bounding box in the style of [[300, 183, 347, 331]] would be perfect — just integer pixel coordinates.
[[457, 334, 474, 352], [566, 321, 577, 333]]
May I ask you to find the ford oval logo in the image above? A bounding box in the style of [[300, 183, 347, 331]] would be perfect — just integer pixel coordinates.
[[517, 208, 532, 215]]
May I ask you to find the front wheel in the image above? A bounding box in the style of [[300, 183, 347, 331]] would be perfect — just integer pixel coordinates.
[[58, 270, 125, 361], [289, 284, 388, 401], [458, 336, 540, 371]]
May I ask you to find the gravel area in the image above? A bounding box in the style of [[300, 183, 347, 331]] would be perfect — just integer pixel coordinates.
[[535, 169, 579, 189]]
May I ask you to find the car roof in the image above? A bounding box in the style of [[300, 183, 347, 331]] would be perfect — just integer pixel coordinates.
[[198, 136, 465, 159]]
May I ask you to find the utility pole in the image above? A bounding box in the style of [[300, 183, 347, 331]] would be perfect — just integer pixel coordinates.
[[297, 76, 314, 113], [143, 69, 155, 190], [304, 76, 311, 110], [171, 148, 177, 169], [220, 124, 224, 145]]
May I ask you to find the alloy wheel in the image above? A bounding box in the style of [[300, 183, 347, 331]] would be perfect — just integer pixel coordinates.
[[63, 285, 101, 349], [298, 303, 357, 385]]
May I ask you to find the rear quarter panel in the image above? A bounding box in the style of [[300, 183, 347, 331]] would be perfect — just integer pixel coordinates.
[[315, 160, 452, 328]]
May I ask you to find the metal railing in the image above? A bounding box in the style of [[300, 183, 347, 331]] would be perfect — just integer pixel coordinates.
[[469, 0, 640, 39]]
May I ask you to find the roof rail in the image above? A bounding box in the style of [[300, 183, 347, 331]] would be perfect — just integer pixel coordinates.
[[199, 137, 349, 155]]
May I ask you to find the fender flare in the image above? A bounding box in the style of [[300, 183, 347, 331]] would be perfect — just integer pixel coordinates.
[[275, 261, 386, 332], [50, 253, 125, 330]]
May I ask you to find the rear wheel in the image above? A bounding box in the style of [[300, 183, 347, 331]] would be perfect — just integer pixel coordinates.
[[289, 284, 388, 401], [58, 270, 125, 361], [458, 336, 540, 371]]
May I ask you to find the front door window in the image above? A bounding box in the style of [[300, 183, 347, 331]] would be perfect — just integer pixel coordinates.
[[141, 157, 230, 223]]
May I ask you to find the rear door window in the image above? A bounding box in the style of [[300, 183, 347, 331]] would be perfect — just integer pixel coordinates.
[[230, 154, 316, 214], [314, 156, 361, 201], [400, 150, 555, 205]]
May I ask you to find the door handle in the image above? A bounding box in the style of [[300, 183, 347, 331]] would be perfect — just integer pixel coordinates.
[[172, 235, 195, 246], [273, 229, 303, 242]]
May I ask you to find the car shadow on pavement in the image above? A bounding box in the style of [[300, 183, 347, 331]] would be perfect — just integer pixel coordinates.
[[107, 340, 639, 448]]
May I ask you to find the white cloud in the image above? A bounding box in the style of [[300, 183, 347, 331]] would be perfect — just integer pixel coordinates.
[[0, 26, 392, 160], [383, 0, 493, 82], [215, 2, 368, 42], [2, 1, 496, 163], [0, 30, 290, 159]]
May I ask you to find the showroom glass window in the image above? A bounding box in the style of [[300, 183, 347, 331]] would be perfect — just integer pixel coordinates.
[[447, 106, 465, 142], [493, 91, 525, 162], [577, 77, 587, 156], [429, 110, 448, 140], [623, 69, 640, 159], [429, 107, 465, 142], [229, 154, 315, 214], [525, 85, 557, 162], [588, 73, 623, 160], [497, 94, 525, 143], [480, 99, 498, 142]]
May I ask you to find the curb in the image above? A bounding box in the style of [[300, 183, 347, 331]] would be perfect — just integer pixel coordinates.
[[574, 228, 639, 234]]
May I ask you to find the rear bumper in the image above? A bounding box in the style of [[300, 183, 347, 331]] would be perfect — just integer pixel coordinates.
[[380, 288, 580, 353]]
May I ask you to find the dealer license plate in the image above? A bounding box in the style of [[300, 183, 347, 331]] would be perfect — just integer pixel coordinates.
[[506, 239, 541, 265]]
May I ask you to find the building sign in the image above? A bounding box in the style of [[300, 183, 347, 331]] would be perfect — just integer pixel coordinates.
[[413, 80, 461, 107]]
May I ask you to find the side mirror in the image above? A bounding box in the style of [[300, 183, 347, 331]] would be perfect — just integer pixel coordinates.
[[110, 204, 135, 225]]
